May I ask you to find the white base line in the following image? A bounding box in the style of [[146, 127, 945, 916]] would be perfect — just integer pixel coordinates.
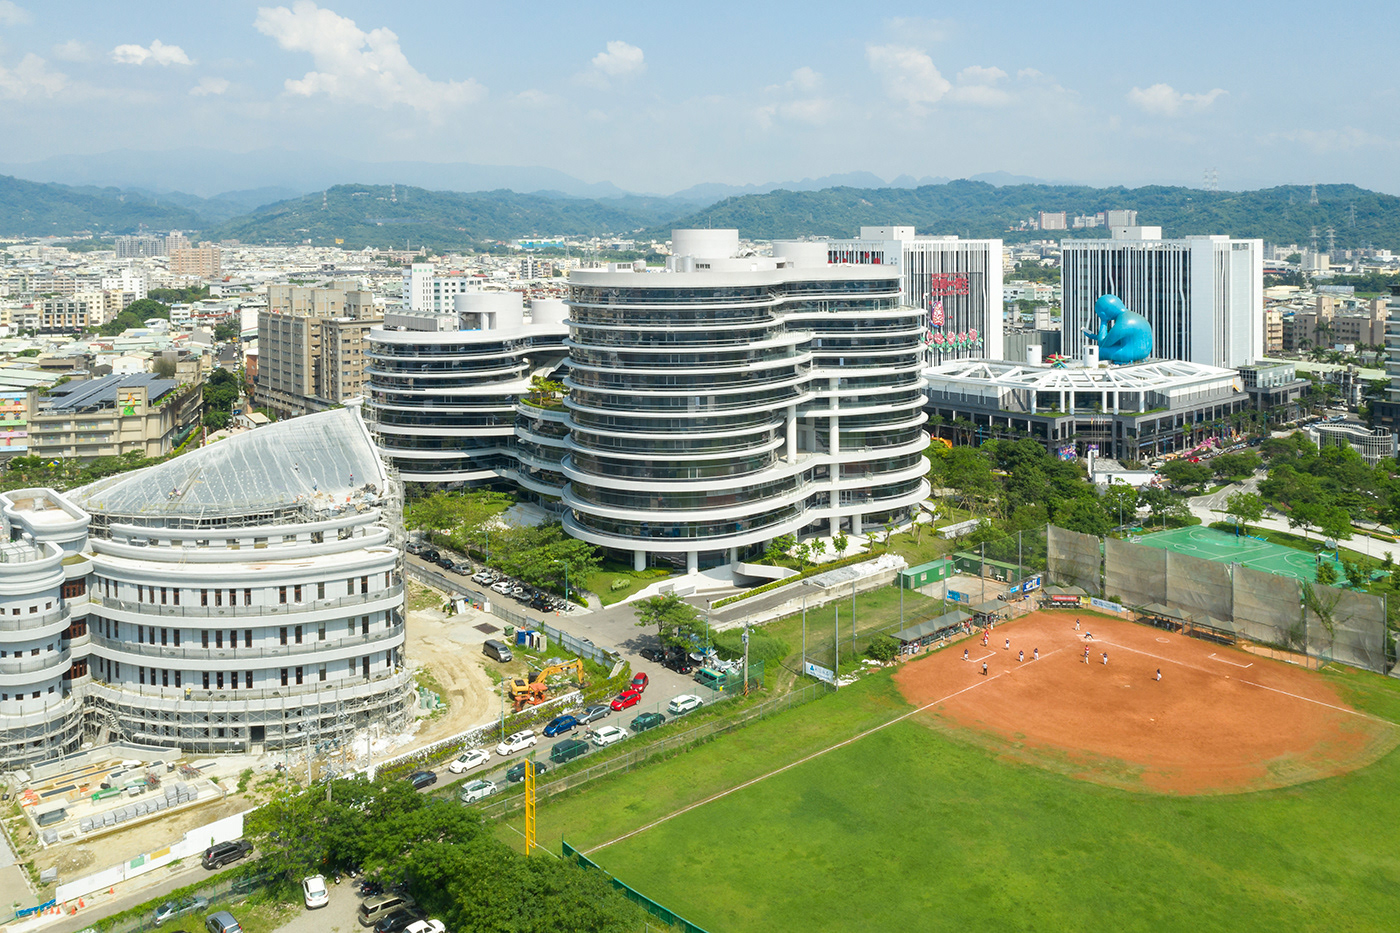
[[586, 672, 1006, 855], [1208, 653, 1253, 669], [585, 644, 1071, 856]]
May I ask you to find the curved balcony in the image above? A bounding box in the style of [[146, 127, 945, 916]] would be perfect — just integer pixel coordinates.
[[88, 584, 402, 621], [0, 645, 70, 677], [91, 622, 404, 665]]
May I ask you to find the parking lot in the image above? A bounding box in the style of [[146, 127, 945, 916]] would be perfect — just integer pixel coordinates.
[[270, 880, 362, 933]]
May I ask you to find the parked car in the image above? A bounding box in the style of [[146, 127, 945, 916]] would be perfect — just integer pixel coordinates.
[[543, 714, 581, 737], [497, 730, 537, 755], [459, 779, 498, 803], [404, 922, 447, 933], [549, 737, 590, 764], [639, 646, 665, 663], [155, 895, 208, 923], [302, 875, 329, 909], [420, 549, 440, 563], [590, 725, 629, 747], [447, 748, 491, 774], [407, 770, 437, 790], [505, 759, 547, 783], [668, 694, 703, 715], [359, 894, 417, 927], [472, 572, 491, 584], [201, 840, 252, 870], [663, 652, 694, 675], [491, 581, 512, 595], [205, 911, 243, 933], [374, 908, 427, 933], [610, 690, 642, 711], [630, 711, 666, 732], [576, 704, 610, 725], [629, 672, 650, 693]]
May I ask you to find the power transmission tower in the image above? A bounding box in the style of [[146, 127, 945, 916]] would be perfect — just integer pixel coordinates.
[[1310, 226, 1320, 253], [1349, 203, 1357, 227], [1203, 168, 1219, 191], [1309, 183, 1319, 205], [1326, 227, 1336, 254]]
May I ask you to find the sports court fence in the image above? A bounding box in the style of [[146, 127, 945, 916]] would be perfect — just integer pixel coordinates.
[[475, 682, 832, 822], [564, 839, 711, 933], [1047, 525, 1392, 674]]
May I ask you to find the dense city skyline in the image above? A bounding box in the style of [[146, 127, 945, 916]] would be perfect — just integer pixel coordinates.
[[0, 1, 1394, 196]]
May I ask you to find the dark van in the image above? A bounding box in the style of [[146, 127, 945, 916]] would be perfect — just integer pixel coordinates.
[[549, 738, 589, 765], [483, 639, 512, 662]]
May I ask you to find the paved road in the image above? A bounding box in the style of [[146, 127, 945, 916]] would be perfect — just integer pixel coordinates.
[[44, 859, 212, 933], [271, 881, 360, 933]]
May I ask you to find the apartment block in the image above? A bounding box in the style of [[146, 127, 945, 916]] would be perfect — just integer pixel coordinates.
[[169, 246, 222, 278], [256, 281, 382, 417], [28, 373, 203, 461]]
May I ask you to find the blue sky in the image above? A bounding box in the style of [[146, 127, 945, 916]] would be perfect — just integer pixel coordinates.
[[1, 0, 1395, 195]]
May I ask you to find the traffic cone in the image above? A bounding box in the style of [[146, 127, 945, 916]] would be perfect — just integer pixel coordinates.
[[79, 899, 85, 909], [108, 887, 114, 895]]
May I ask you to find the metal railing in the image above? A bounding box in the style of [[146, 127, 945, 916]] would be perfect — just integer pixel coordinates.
[[89, 584, 403, 619], [90, 623, 405, 661]]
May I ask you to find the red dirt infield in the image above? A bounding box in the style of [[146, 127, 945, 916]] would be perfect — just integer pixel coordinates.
[[893, 610, 1398, 794]]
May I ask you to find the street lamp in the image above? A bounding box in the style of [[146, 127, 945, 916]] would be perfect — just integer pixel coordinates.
[[553, 558, 570, 610]]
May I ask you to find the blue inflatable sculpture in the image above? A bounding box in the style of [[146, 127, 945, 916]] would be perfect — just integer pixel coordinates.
[[1083, 294, 1152, 364]]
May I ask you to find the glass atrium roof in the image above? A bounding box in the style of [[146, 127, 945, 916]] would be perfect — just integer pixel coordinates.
[[71, 408, 389, 523]]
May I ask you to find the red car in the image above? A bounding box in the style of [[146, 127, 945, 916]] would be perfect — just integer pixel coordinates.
[[610, 690, 642, 711], [629, 672, 649, 694]]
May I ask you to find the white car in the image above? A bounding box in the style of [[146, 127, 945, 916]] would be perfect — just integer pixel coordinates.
[[491, 581, 512, 595], [668, 694, 703, 715], [589, 725, 629, 747], [405, 921, 446, 933], [447, 748, 491, 774], [459, 779, 498, 804], [496, 730, 537, 755], [302, 874, 329, 909]]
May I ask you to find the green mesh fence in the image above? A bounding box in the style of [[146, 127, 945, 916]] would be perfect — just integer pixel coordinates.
[[565, 839, 713, 933]]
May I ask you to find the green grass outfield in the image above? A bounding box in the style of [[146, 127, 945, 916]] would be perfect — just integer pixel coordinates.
[[513, 664, 1400, 933], [1133, 524, 1346, 583]]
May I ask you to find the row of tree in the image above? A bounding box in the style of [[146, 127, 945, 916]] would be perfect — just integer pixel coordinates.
[[246, 778, 646, 933]]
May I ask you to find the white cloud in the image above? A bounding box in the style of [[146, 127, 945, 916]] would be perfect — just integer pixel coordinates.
[[190, 76, 230, 97], [948, 65, 1010, 106], [756, 67, 833, 128], [592, 40, 645, 78], [1127, 83, 1226, 116], [866, 44, 950, 108], [578, 40, 645, 88], [51, 40, 93, 62], [0, 53, 65, 99], [254, 1, 484, 113], [112, 40, 193, 67], [0, 2, 30, 26]]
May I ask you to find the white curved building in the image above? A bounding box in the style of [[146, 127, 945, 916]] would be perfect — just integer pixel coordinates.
[[367, 293, 569, 488], [64, 406, 414, 755], [0, 489, 91, 769], [562, 231, 930, 572]]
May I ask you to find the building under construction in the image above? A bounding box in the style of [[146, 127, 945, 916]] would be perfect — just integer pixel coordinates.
[[0, 405, 415, 770]]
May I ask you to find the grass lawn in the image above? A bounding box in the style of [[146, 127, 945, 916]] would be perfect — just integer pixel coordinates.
[[516, 664, 1400, 933], [581, 563, 671, 607], [884, 526, 957, 568]]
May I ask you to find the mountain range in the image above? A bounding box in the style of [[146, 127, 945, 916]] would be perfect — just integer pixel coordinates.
[[3, 167, 1400, 252]]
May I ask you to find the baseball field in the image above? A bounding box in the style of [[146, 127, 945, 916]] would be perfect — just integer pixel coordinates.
[[511, 610, 1400, 932]]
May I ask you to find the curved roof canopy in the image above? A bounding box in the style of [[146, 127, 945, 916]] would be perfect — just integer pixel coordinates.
[[72, 408, 388, 522]]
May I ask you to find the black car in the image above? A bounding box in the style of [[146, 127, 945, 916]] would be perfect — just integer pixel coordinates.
[[630, 711, 666, 732], [421, 549, 440, 563], [663, 652, 694, 675], [505, 760, 547, 783], [407, 770, 437, 790], [639, 647, 665, 663], [201, 840, 252, 869], [373, 909, 426, 933], [436, 555, 457, 570]]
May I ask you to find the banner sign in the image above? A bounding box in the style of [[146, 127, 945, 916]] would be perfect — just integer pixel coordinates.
[[1049, 594, 1082, 605], [929, 274, 970, 296], [1089, 597, 1125, 613], [804, 661, 836, 685]]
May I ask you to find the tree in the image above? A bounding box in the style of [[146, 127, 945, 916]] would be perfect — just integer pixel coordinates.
[[865, 635, 899, 663], [1315, 561, 1339, 586], [486, 523, 601, 596], [153, 357, 178, 379], [1212, 451, 1261, 480], [633, 591, 702, 648], [1225, 491, 1265, 534], [1160, 459, 1211, 490], [1100, 482, 1140, 529], [1343, 560, 1369, 590], [1317, 505, 1353, 544], [1054, 497, 1110, 537], [764, 533, 796, 564], [832, 531, 849, 558]]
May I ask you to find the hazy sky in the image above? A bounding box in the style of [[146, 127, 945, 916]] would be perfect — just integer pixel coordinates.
[[1, 0, 1396, 194]]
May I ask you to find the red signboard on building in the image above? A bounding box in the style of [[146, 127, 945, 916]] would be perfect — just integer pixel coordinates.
[[928, 274, 970, 296]]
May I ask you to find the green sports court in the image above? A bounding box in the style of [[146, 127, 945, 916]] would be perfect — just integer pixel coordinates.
[[1132, 525, 1346, 583]]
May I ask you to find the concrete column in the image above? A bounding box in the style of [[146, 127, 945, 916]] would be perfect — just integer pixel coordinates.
[[728, 546, 739, 565], [786, 405, 798, 462], [853, 513, 864, 536], [687, 551, 698, 575], [830, 414, 840, 456], [633, 549, 646, 573]]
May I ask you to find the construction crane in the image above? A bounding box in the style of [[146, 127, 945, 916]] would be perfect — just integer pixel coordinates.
[[509, 659, 586, 710]]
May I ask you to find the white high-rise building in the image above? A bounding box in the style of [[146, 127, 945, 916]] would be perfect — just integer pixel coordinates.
[[1061, 230, 1264, 368], [826, 227, 1004, 361], [404, 264, 473, 313], [562, 230, 929, 574]]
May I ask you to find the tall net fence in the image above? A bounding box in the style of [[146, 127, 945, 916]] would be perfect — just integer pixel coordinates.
[[564, 840, 712, 933], [1049, 526, 1392, 674], [1047, 526, 1102, 593]]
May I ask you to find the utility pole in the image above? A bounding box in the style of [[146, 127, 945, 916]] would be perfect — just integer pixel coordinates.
[[742, 625, 750, 697], [834, 607, 839, 683]]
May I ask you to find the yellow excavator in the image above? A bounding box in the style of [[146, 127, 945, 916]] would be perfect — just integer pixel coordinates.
[[509, 659, 586, 711]]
